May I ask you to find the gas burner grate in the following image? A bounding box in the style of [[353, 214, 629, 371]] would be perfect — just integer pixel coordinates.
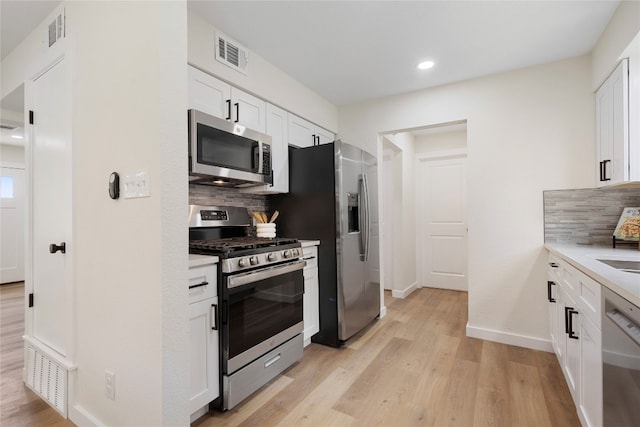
[[189, 237, 299, 255]]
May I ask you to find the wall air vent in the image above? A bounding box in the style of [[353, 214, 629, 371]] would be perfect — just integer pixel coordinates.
[[25, 343, 68, 417], [48, 11, 65, 48], [215, 32, 249, 75]]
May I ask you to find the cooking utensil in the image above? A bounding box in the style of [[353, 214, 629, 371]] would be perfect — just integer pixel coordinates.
[[261, 213, 269, 223], [251, 211, 264, 223], [269, 210, 279, 223]]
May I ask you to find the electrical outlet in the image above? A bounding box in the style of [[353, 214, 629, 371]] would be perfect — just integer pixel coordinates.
[[105, 370, 115, 400]]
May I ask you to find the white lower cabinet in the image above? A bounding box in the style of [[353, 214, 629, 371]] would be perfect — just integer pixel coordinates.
[[578, 313, 602, 427], [188, 261, 219, 420], [302, 245, 320, 346], [547, 253, 603, 427]]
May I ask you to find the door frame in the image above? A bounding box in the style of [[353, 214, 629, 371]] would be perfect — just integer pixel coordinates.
[[415, 148, 468, 291]]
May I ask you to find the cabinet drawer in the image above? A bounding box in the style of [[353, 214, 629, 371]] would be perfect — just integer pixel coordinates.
[[575, 270, 601, 329], [302, 246, 318, 269], [189, 264, 217, 303]]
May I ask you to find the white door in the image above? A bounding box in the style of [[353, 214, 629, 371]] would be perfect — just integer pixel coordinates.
[[188, 66, 231, 119], [231, 87, 266, 133], [417, 155, 467, 291], [30, 57, 73, 356], [0, 167, 25, 283]]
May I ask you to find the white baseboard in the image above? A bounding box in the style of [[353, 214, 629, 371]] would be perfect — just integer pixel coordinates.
[[69, 404, 102, 427], [391, 282, 418, 299], [466, 323, 553, 353], [379, 305, 387, 319]]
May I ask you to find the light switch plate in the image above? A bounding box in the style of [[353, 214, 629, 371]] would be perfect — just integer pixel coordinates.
[[123, 170, 150, 199]]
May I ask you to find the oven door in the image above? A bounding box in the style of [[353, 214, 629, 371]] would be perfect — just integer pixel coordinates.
[[222, 259, 305, 374]]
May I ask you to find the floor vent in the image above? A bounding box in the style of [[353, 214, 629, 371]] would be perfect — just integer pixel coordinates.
[[25, 344, 68, 417], [215, 31, 249, 74]]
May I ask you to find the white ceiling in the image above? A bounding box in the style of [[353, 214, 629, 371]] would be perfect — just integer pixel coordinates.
[[189, 0, 619, 105], [0, 1, 620, 108]]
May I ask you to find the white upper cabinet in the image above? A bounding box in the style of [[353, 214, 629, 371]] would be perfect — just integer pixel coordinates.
[[188, 65, 266, 133], [595, 59, 631, 187], [243, 103, 289, 194], [288, 113, 334, 148]]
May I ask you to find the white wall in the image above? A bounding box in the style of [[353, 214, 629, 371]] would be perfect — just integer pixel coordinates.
[[187, 9, 338, 133], [2, 1, 189, 425], [383, 132, 417, 295], [414, 129, 467, 154], [339, 55, 594, 349], [0, 145, 25, 167], [69, 2, 188, 425], [592, 1, 640, 89]]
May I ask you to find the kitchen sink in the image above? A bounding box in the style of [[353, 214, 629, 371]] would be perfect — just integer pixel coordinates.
[[597, 259, 640, 274]]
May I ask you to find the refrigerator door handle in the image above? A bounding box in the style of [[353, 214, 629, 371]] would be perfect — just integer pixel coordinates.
[[362, 173, 370, 262], [358, 174, 366, 261]]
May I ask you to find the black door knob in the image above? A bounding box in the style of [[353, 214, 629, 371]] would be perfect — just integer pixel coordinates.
[[49, 242, 66, 254]]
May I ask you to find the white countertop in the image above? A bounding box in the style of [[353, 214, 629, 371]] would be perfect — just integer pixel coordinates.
[[545, 243, 640, 306], [300, 240, 320, 247], [189, 254, 219, 268]]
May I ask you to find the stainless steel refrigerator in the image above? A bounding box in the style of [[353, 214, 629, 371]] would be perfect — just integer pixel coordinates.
[[271, 140, 380, 347]]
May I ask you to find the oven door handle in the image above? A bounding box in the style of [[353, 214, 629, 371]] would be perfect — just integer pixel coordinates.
[[227, 260, 306, 289]]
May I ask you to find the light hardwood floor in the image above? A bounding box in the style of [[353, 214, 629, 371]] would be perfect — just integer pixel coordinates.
[[1, 283, 579, 426]]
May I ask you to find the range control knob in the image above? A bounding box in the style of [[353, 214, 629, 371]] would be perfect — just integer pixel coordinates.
[[292, 248, 300, 257], [283, 250, 292, 259], [238, 258, 248, 268], [250, 256, 259, 265], [267, 253, 277, 262]]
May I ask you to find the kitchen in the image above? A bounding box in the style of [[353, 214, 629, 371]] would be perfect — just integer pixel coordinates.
[[1, 1, 639, 426]]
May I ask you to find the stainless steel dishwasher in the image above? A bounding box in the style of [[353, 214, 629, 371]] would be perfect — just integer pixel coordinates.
[[602, 286, 640, 427]]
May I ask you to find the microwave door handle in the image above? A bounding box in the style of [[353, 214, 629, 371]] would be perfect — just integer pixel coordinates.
[[255, 143, 264, 174]]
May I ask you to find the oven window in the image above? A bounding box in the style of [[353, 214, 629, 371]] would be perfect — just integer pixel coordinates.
[[227, 267, 303, 359], [197, 123, 257, 172]]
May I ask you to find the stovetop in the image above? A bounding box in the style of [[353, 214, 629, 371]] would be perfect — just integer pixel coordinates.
[[189, 236, 300, 257]]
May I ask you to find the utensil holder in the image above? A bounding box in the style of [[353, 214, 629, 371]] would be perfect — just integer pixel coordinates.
[[257, 223, 276, 238]]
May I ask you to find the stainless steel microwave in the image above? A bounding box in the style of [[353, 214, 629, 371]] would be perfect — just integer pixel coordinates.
[[188, 109, 272, 187]]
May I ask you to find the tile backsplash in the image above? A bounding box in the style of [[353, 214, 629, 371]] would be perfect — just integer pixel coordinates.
[[189, 184, 268, 212], [543, 187, 640, 245]]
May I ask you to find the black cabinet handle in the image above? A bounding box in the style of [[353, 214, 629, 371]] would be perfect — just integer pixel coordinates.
[[49, 242, 66, 254], [564, 306, 571, 334], [211, 304, 218, 330], [603, 160, 611, 181], [225, 99, 231, 120], [599, 161, 604, 182], [549, 262, 558, 268], [547, 281, 556, 303], [234, 102, 239, 123], [188, 281, 209, 290], [312, 134, 316, 146], [316, 135, 320, 145], [568, 308, 579, 339]]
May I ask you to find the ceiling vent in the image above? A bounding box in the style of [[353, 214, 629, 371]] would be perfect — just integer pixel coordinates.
[[48, 11, 65, 48], [215, 32, 249, 75]]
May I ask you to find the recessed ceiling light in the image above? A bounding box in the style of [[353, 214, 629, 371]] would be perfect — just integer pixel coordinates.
[[417, 60, 435, 70], [11, 134, 23, 139]]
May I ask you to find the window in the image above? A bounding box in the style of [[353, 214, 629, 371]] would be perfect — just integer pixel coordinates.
[[0, 176, 14, 198]]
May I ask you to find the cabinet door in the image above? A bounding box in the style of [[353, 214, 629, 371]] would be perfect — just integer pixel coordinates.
[[547, 278, 559, 354], [288, 114, 315, 148], [563, 291, 580, 402], [189, 297, 219, 414], [188, 66, 231, 119], [596, 59, 629, 187], [231, 87, 266, 133], [609, 59, 629, 185], [315, 127, 335, 145], [595, 80, 611, 188], [303, 266, 320, 346], [578, 314, 602, 427]]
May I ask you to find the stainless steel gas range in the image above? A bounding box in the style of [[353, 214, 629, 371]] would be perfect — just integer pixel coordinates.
[[188, 205, 304, 410]]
